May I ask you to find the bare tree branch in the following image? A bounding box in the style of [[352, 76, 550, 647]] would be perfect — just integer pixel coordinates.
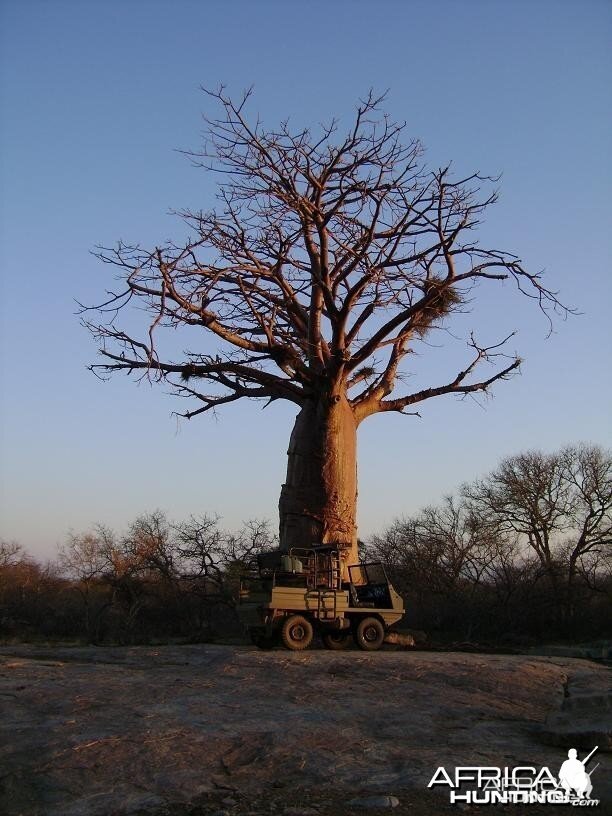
[[83, 89, 568, 425]]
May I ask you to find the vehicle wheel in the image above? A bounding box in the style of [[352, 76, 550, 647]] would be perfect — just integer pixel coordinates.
[[281, 615, 314, 651], [250, 629, 276, 650], [354, 617, 385, 651], [322, 630, 352, 650]]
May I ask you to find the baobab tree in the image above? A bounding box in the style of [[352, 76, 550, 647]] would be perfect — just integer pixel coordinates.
[[84, 89, 564, 575]]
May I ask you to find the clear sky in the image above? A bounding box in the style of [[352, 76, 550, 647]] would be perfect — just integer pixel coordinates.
[[1, 0, 610, 561]]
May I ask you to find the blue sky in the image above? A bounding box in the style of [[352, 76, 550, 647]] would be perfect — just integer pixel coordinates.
[[1, 0, 611, 560]]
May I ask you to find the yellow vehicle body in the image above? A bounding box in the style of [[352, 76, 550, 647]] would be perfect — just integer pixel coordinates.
[[264, 586, 404, 628], [238, 547, 405, 651]]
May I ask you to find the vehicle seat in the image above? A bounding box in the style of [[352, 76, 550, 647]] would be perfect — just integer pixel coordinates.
[[348, 582, 375, 608]]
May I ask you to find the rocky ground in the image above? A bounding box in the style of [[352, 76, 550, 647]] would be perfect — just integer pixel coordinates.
[[0, 644, 610, 815]]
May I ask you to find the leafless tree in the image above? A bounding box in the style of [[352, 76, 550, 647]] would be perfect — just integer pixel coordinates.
[[122, 511, 180, 583], [174, 515, 273, 587], [59, 532, 108, 582], [0, 546, 63, 638], [58, 531, 110, 641], [61, 523, 149, 642], [464, 444, 612, 624], [84, 88, 566, 573], [370, 497, 500, 595], [0, 540, 23, 568], [172, 514, 273, 634], [222, 518, 276, 568], [173, 514, 224, 585]]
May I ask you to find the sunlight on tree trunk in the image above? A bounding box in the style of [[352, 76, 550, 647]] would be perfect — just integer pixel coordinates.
[[279, 394, 358, 572]]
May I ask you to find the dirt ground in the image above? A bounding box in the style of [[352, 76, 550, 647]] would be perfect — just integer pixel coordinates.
[[0, 644, 610, 816]]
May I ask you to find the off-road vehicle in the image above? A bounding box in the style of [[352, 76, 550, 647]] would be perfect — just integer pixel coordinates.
[[238, 545, 404, 651]]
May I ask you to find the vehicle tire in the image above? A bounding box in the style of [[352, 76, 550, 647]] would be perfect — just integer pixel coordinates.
[[322, 630, 352, 650], [250, 629, 276, 650], [354, 617, 385, 651], [281, 614, 314, 651]]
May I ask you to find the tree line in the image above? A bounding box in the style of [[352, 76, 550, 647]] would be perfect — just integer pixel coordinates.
[[369, 444, 611, 643], [1, 443, 610, 647], [0, 516, 274, 645]]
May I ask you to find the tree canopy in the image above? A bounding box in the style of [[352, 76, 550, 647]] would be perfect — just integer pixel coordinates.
[[84, 89, 565, 423]]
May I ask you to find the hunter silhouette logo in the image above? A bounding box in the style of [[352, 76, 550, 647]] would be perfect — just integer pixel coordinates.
[[559, 747, 599, 800], [428, 745, 601, 806]]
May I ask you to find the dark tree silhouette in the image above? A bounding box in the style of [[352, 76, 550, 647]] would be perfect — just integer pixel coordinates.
[[84, 89, 565, 575], [465, 444, 612, 624]]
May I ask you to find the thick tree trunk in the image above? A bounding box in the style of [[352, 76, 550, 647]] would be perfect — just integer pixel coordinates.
[[279, 394, 358, 575]]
